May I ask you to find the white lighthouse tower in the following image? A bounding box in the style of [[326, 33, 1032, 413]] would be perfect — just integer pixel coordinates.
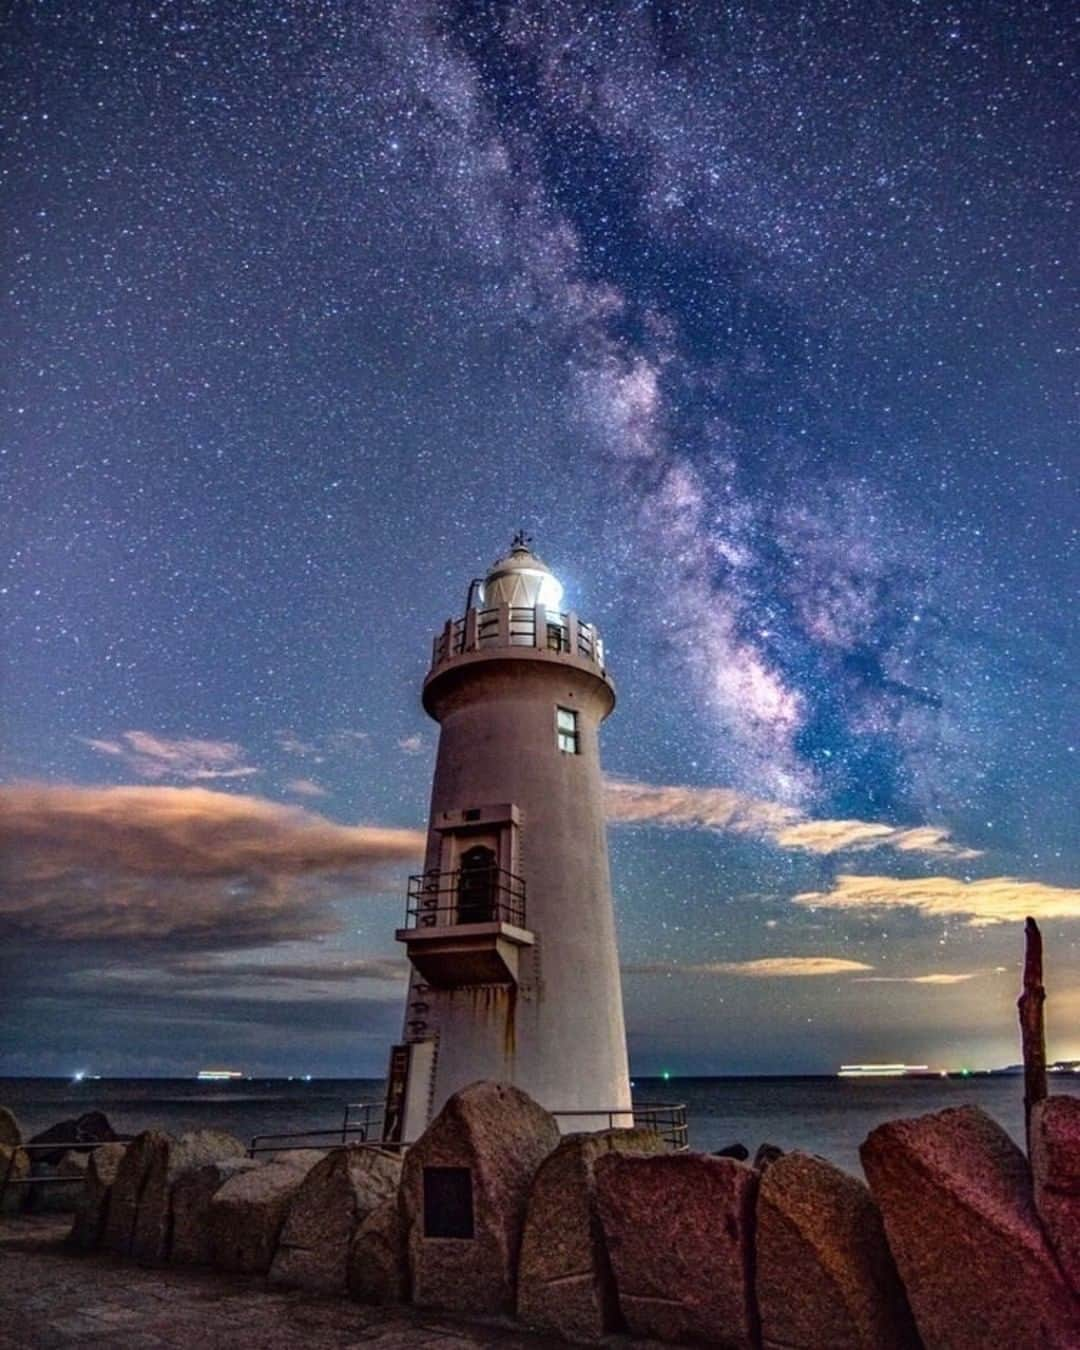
[[382, 535, 631, 1143]]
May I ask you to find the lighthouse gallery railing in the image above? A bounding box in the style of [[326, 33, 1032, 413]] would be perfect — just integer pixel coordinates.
[[431, 605, 605, 670]]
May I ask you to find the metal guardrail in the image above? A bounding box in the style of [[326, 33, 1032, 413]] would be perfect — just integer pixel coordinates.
[[248, 1101, 391, 1157], [404, 867, 527, 930], [432, 605, 605, 670], [553, 1103, 690, 1151], [0, 1139, 119, 1210]]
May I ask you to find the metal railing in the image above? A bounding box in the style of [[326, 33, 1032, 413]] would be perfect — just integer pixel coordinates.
[[0, 1139, 120, 1210], [404, 867, 527, 930], [248, 1101, 392, 1157], [432, 605, 605, 670], [552, 1103, 689, 1151]]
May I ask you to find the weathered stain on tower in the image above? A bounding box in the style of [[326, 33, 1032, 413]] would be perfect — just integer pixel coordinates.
[[383, 537, 631, 1143]]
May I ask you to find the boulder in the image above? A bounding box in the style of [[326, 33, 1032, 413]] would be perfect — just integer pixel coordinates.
[[28, 1110, 121, 1166], [269, 1146, 402, 1293], [102, 1130, 173, 1256], [348, 1195, 409, 1305], [595, 1151, 758, 1348], [0, 1144, 30, 1215], [171, 1158, 260, 1266], [207, 1150, 325, 1274], [69, 1142, 127, 1249], [517, 1128, 666, 1341], [0, 1106, 21, 1147], [1031, 1095, 1080, 1294], [861, 1105, 1080, 1349], [131, 1129, 246, 1265], [756, 1150, 918, 1349], [400, 1080, 560, 1316], [753, 1142, 785, 1172]]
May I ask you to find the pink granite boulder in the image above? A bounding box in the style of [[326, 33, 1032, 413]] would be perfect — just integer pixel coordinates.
[[131, 1129, 246, 1265], [595, 1150, 758, 1348], [170, 1157, 260, 1265], [517, 1128, 665, 1341], [1031, 1095, 1080, 1295], [102, 1130, 173, 1257], [68, 1142, 128, 1249], [207, 1150, 326, 1274], [400, 1080, 560, 1316], [348, 1195, 409, 1305], [861, 1104, 1080, 1349], [269, 1145, 402, 1294], [756, 1150, 918, 1349]]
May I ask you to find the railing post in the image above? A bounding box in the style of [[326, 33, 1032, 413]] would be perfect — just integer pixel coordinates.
[[464, 607, 479, 651], [533, 603, 547, 650], [496, 603, 510, 646], [567, 611, 579, 657]]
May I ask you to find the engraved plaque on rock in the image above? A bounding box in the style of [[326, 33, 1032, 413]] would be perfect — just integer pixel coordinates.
[[423, 1165, 474, 1239]]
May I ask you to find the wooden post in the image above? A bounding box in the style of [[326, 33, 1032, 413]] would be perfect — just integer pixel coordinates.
[[1017, 915, 1047, 1158]]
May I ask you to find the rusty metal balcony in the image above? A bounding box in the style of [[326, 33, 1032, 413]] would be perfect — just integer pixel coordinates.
[[395, 868, 534, 987]]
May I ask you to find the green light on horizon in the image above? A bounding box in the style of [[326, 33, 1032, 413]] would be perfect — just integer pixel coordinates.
[[662, 1070, 671, 1081]]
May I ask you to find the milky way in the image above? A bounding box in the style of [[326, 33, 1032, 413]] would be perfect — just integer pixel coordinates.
[[2, 1, 1076, 1074]]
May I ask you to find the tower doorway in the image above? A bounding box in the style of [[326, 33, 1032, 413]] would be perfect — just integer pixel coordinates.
[[457, 845, 497, 924]]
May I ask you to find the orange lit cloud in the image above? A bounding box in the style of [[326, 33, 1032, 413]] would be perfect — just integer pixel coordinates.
[[80, 731, 258, 781], [793, 874, 1080, 927], [852, 972, 981, 985], [624, 956, 875, 978], [0, 783, 425, 949], [605, 777, 978, 859]]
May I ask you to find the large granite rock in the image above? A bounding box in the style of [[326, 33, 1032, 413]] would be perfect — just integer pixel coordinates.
[[0, 1106, 21, 1147], [1031, 1095, 1080, 1295], [756, 1150, 918, 1350], [269, 1146, 402, 1293], [517, 1128, 665, 1340], [348, 1195, 409, 1305], [595, 1151, 758, 1348], [207, 1150, 325, 1274], [69, 1142, 127, 1249], [171, 1158, 260, 1266], [102, 1130, 173, 1257], [28, 1110, 121, 1166], [130, 1129, 246, 1265], [400, 1081, 560, 1316], [861, 1105, 1080, 1349], [0, 1144, 30, 1215]]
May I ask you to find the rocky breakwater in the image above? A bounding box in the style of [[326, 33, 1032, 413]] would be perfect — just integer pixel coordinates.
[[21, 1086, 1080, 1349], [862, 1103, 1080, 1349]]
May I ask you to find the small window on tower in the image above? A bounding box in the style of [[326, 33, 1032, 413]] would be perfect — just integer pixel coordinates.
[[556, 706, 579, 754]]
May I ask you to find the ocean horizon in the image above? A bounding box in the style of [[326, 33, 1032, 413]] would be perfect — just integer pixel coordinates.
[[0, 1073, 1030, 1176]]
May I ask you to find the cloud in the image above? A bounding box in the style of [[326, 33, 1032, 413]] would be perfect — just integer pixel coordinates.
[[773, 820, 981, 860], [853, 973, 981, 985], [605, 777, 978, 859], [285, 778, 328, 798], [793, 875, 1080, 927], [0, 783, 425, 949], [173, 956, 408, 984], [624, 956, 874, 978], [397, 735, 424, 755], [80, 731, 258, 781]]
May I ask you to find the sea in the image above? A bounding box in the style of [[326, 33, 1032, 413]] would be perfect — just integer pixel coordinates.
[[0, 1075, 1028, 1176]]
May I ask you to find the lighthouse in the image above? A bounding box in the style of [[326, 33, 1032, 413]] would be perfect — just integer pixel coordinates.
[[382, 535, 631, 1143]]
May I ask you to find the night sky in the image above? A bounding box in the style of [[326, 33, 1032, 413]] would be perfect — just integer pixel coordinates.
[[3, 1, 1077, 1077]]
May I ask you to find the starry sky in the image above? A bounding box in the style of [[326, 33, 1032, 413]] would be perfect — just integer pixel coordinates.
[[2, 0, 1077, 1077]]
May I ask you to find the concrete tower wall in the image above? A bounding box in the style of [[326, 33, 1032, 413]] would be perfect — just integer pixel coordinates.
[[418, 654, 630, 1123]]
